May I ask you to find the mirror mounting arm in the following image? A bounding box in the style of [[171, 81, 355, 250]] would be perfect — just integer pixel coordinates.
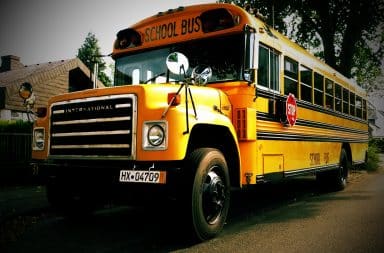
[[162, 52, 198, 134]]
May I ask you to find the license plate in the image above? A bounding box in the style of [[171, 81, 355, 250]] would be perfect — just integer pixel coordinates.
[[119, 170, 166, 184]]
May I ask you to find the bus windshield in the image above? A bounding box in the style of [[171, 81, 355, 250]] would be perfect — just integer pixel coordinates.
[[114, 34, 243, 86]]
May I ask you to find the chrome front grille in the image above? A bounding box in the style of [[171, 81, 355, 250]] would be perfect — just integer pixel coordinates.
[[49, 94, 136, 159]]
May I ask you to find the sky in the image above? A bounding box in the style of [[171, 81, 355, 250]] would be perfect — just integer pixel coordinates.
[[0, 0, 215, 66]]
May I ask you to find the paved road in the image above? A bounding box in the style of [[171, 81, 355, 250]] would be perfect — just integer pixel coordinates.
[[184, 172, 384, 253], [2, 157, 384, 253]]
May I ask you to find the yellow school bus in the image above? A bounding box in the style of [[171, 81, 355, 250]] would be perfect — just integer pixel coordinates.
[[28, 3, 368, 240]]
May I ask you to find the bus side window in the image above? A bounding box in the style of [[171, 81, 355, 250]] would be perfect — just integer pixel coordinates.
[[258, 44, 280, 91], [325, 78, 334, 110], [335, 83, 342, 112], [258, 45, 269, 88], [314, 72, 324, 106], [350, 92, 356, 116], [356, 96, 362, 118], [299, 65, 312, 103], [284, 57, 298, 97], [342, 88, 349, 114], [362, 99, 367, 120]]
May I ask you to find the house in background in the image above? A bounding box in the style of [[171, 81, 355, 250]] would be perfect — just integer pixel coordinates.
[[368, 93, 384, 139], [0, 55, 104, 121]]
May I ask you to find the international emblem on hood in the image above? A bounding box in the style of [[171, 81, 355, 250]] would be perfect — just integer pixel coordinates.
[[64, 103, 115, 114]]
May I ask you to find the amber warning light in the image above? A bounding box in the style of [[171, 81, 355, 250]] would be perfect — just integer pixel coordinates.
[[114, 28, 142, 49], [200, 8, 236, 33]]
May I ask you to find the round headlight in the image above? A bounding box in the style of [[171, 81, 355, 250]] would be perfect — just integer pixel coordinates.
[[147, 125, 165, 146]]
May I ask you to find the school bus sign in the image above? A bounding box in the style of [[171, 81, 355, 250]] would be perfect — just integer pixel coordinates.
[[144, 16, 201, 42]]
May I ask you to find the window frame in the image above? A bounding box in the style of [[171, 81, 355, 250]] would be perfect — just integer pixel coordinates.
[[325, 78, 334, 110], [334, 83, 342, 113], [349, 92, 356, 116], [314, 72, 324, 106], [342, 87, 349, 115], [299, 64, 313, 103], [362, 99, 367, 120], [356, 96, 362, 118], [257, 43, 280, 92], [284, 56, 299, 97]]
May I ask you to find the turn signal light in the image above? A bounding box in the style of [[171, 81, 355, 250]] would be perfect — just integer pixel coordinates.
[[168, 93, 181, 106]]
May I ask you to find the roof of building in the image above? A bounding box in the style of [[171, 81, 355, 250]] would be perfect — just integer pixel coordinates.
[[0, 58, 92, 87], [0, 55, 104, 112]]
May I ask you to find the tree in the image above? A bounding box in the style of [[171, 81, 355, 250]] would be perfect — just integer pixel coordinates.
[[219, 0, 384, 82], [77, 32, 112, 86]]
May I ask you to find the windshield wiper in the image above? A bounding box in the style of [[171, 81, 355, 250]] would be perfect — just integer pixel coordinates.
[[144, 72, 166, 84]]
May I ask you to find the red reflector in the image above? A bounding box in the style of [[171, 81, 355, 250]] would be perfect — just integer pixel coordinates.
[[168, 93, 181, 106]]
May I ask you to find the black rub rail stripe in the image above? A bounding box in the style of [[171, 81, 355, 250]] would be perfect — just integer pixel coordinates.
[[257, 112, 368, 135], [257, 131, 368, 143]]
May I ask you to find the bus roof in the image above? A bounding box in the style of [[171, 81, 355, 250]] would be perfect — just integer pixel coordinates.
[[112, 3, 366, 97], [112, 3, 251, 56]]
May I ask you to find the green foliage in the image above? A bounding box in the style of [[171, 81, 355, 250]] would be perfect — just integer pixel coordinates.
[[370, 138, 384, 153], [218, 0, 384, 86], [363, 140, 381, 172], [77, 32, 112, 86]]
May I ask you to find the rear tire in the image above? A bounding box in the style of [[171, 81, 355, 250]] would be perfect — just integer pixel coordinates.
[[333, 148, 350, 190], [188, 148, 230, 241], [316, 148, 350, 191]]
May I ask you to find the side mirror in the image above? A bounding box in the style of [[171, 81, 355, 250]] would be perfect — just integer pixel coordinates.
[[19, 82, 33, 100], [244, 26, 258, 87], [191, 65, 212, 85], [19, 82, 36, 112], [166, 52, 189, 75]]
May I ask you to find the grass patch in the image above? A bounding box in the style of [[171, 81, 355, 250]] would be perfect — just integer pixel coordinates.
[[0, 120, 32, 133]]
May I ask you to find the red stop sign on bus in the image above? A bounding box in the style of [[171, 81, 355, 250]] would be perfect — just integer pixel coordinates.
[[286, 93, 297, 126]]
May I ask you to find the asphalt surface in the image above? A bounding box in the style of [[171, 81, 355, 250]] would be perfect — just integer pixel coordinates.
[[0, 185, 48, 224], [1, 154, 383, 252], [181, 170, 384, 252]]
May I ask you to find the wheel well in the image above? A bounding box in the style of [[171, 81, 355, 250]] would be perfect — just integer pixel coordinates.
[[187, 124, 240, 187], [341, 143, 352, 166]]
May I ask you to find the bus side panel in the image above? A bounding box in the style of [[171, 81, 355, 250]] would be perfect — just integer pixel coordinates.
[[350, 142, 368, 164], [257, 140, 342, 175], [238, 141, 258, 185]]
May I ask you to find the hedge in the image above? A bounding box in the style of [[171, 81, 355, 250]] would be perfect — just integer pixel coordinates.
[[0, 120, 34, 186]]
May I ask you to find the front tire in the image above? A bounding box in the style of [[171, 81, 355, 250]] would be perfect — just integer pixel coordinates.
[[188, 148, 230, 241]]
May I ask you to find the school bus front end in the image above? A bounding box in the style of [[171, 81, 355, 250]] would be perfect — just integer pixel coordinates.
[[29, 3, 258, 241], [36, 82, 234, 166]]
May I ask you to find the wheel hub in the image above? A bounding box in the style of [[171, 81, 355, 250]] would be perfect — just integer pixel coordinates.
[[202, 169, 226, 224]]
